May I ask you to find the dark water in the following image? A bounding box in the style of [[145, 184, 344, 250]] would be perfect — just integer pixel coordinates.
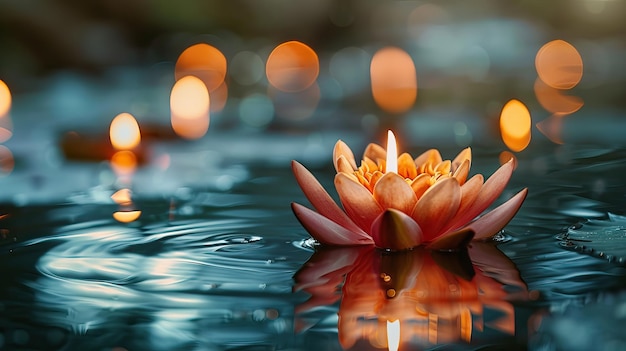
[[1, 144, 626, 351]]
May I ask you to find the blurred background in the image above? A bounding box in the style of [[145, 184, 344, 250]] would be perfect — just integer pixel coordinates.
[[0, 0, 625, 200]]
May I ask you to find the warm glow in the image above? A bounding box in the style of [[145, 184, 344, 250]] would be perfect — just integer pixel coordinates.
[[175, 43, 227, 92], [111, 150, 137, 176], [170, 75, 210, 139], [269, 82, 320, 121], [113, 210, 142, 223], [0, 145, 14, 176], [110, 113, 141, 150], [535, 40, 583, 90], [386, 130, 398, 173], [0, 80, 10, 117], [500, 99, 531, 152], [210, 81, 228, 113], [370, 47, 417, 114], [534, 78, 583, 114], [387, 319, 400, 351], [111, 188, 132, 206], [266, 41, 319, 92]]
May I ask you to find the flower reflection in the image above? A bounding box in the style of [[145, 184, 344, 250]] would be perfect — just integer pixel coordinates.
[[294, 244, 529, 350], [292, 131, 527, 251]]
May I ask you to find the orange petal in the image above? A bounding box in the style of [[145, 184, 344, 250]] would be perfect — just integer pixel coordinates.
[[371, 209, 423, 250], [410, 173, 431, 199], [363, 143, 386, 162], [426, 228, 474, 250], [469, 188, 528, 240], [452, 147, 471, 172], [398, 152, 417, 179], [452, 159, 470, 185], [451, 160, 514, 229], [435, 160, 451, 174], [336, 155, 355, 174], [414, 149, 442, 170], [292, 161, 366, 235], [292, 203, 373, 245], [411, 177, 461, 242], [333, 140, 357, 172], [373, 172, 417, 214], [335, 172, 383, 232]]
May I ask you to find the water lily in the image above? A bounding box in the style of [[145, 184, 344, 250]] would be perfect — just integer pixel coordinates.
[[292, 131, 527, 251]]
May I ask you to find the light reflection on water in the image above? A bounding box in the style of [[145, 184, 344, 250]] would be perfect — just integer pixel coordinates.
[[1, 145, 626, 350]]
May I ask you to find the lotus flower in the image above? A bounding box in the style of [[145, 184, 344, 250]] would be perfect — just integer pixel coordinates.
[[291, 131, 527, 251]]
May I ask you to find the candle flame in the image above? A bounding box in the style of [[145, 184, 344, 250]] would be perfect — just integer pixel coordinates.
[[387, 319, 400, 351], [386, 130, 398, 173], [110, 113, 141, 150]]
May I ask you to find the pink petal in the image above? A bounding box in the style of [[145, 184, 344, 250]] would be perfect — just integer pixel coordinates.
[[426, 228, 474, 250], [373, 172, 417, 214], [292, 203, 373, 245], [469, 188, 528, 240], [292, 161, 366, 235], [371, 209, 423, 250], [333, 140, 357, 172], [449, 159, 514, 230], [335, 173, 384, 232], [411, 177, 461, 242], [363, 143, 386, 162]]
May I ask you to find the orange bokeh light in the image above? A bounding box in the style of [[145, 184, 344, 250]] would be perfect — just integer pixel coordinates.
[[111, 150, 137, 176], [535, 40, 583, 90], [175, 43, 227, 92], [110, 113, 141, 150], [113, 210, 142, 223], [370, 47, 417, 114], [500, 99, 532, 152], [0, 80, 11, 117], [111, 188, 132, 206], [534, 77, 583, 115], [210, 81, 228, 113], [266, 41, 319, 92], [170, 75, 210, 139]]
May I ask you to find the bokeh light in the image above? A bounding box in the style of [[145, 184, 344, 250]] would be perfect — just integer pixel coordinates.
[[111, 150, 137, 176], [113, 210, 142, 223], [500, 99, 532, 152], [111, 188, 132, 206], [266, 41, 319, 92], [0, 80, 11, 117], [535, 40, 583, 90], [170, 75, 210, 139], [534, 77, 584, 114], [370, 47, 417, 114], [0, 145, 14, 176], [0, 80, 12, 143], [175, 43, 227, 92], [110, 113, 141, 150]]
